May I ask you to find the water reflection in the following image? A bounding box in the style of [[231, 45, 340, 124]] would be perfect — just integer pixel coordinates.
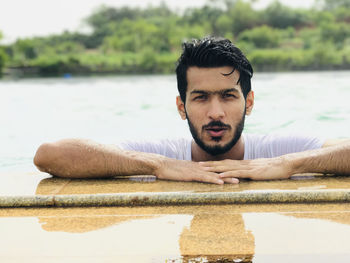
[[36, 213, 254, 262], [32, 204, 350, 262], [179, 214, 254, 262], [35, 178, 256, 261], [30, 176, 350, 262]]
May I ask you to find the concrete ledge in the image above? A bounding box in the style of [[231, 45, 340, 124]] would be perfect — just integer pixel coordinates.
[[0, 195, 54, 207], [1, 189, 350, 208]]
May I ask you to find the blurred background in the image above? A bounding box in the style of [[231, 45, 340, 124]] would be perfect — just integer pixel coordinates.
[[0, 0, 349, 75], [0, 0, 349, 174]]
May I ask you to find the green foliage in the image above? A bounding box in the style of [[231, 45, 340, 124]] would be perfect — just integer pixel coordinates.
[[226, 0, 260, 35], [0, 31, 7, 74], [238, 26, 282, 48], [320, 22, 350, 48], [0, 48, 6, 74], [14, 39, 38, 60], [4, 1, 350, 76], [263, 1, 311, 28], [86, 6, 142, 29], [298, 28, 321, 49], [183, 5, 224, 34], [317, 0, 350, 10], [310, 42, 343, 67]]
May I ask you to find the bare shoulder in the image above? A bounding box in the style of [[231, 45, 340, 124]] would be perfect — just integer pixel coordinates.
[[322, 139, 350, 148]]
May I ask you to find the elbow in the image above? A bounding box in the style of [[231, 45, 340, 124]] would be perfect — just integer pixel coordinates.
[[33, 143, 56, 172]]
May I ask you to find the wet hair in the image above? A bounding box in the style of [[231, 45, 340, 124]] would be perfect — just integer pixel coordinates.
[[175, 36, 253, 103]]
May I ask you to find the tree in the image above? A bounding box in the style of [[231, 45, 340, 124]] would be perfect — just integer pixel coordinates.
[[238, 25, 281, 48], [0, 31, 8, 74], [13, 39, 38, 60], [263, 1, 311, 28], [226, 0, 260, 35], [320, 22, 350, 48], [182, 5, 224, 34], [316, 0, 350, 10]]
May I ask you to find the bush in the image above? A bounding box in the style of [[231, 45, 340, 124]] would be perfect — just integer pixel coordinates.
[[320, 22, 350, 48], [238, 26, 282, 48], [4, 3, 350, 75], [247, 48, 341, 71], [0, 31, 7, 74], [227, 0, 260, 35], [310, 42, 343, 68], [263, 1, 311, 28], [248, 49, 291, 71], [0, 48, 7, 74]]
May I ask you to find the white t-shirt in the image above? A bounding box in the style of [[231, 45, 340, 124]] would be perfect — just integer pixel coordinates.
[[118, 133, 325, 161]]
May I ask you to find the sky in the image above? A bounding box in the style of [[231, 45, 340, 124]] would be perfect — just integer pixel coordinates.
[[0, 0, 316, 44]]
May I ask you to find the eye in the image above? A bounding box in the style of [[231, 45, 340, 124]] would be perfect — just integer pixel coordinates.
[[193, 95, 208, 101], [222, 93, 236, 99]]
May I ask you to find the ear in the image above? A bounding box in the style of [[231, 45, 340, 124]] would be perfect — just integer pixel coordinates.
[[176, 96, 187, 120], [245, 91, 254, 116]]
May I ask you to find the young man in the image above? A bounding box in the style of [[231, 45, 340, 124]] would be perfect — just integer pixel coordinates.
[[34, 37, 350, 184]]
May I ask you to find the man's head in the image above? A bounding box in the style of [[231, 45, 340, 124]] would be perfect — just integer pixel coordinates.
[[176, 36, 253, 103], [175, 37, 254, 156]]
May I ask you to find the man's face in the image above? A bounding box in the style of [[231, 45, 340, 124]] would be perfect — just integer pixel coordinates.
[[177, 66, 254, 156]]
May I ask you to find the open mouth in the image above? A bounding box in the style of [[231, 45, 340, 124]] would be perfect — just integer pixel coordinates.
[[205, 126, 228, 137]]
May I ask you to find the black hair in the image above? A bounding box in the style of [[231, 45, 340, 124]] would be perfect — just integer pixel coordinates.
[[175, 36, 253, 103]]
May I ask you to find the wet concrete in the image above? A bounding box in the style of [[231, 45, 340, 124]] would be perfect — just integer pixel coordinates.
[[35, 173, 345, 196], [2, 172, 350, 262], [2, 173, 350, 207], [2, 204, 350, 262], [0, 171, 344, 197]]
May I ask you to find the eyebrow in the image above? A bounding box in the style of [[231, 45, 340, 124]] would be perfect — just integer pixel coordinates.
[[190, 87, 240, 96]]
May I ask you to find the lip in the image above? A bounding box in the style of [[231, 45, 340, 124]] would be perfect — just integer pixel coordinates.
[[205, 126, 228, 137]]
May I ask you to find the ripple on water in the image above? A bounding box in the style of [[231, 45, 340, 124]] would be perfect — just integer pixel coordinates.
[[140, 104, 152, 110], [317, 115, 345, 121], [278, 120, 295, 128]]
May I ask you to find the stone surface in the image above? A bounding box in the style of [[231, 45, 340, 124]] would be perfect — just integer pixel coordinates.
[[1, 189, 350, 208], [35, 173, 348, 195], [0, 173, 350, 207], [2, 171, 346, 197]]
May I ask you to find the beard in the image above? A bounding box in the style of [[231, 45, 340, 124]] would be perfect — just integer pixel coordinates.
[[186, 110, 245, 156]]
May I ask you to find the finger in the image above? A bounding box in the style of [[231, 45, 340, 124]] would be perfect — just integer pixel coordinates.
[[219, 171, 251, 179], [198, 161, 221, 167], [223, 178, 239, 184], [195, 173, 224, 185], [202, 165, 229, 173], [199, 160, 240, 167]]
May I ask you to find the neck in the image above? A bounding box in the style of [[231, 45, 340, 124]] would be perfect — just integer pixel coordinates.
[[191, 135, 245, 162]]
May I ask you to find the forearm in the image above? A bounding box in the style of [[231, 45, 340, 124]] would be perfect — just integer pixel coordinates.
[[286, 142, 350, 175], [33, 139, 164, 178]]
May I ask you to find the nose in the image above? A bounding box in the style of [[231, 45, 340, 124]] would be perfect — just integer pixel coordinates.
[[207, 98, 225, 120]]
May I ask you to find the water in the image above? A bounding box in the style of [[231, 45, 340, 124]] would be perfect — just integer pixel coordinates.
[[0, 71, 349, 173]]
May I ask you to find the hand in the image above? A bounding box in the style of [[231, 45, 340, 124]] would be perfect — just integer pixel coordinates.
[[199, 157, 293, 181], [155, 158, 239, 185]]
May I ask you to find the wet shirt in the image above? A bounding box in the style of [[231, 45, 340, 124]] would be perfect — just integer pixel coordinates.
[[117, 134, 325, 161]]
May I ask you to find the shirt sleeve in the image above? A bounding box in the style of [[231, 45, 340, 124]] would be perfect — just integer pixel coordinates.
[[243, 133, 325, 160]]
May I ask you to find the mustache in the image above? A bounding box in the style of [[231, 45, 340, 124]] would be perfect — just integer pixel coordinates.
[[202, 121, 231, 130]]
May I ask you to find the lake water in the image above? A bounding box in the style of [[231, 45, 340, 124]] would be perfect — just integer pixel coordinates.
[[0, 71, 349, 173]]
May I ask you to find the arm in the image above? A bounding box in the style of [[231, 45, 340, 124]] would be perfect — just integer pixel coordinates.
[[33, 138, 231, 184], [200, 139, 350, 181]]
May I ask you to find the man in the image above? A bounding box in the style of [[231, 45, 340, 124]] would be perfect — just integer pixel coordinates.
[[34, 37, 350, 184]]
